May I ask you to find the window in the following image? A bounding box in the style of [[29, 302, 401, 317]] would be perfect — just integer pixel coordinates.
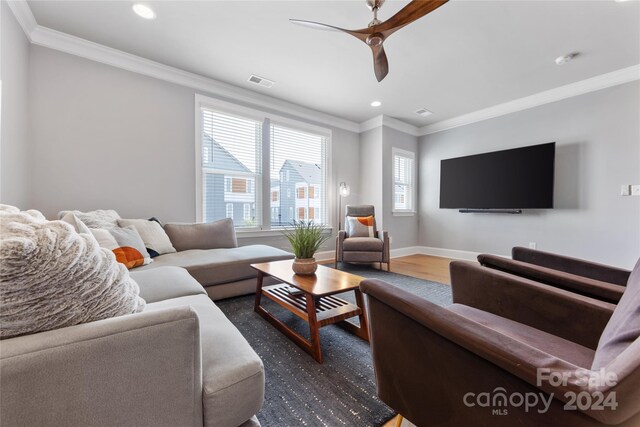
[[232, 178, 248, 193], [309, 207, 316, 220], [270, 123, 327, 226], [200, 108, 261, 227], [197, 96, 330, 230], [392, 148, 415, 213]]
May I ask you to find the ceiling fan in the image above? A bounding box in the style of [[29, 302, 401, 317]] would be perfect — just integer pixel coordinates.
[[290, 0, 449, 82]]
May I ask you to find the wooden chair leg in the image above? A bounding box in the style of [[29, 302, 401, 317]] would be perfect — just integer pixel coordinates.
[[387, 261, 391, 272], [395, 415, 404, 427]]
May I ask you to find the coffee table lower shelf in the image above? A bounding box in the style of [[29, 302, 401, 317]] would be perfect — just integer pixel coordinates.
[[263, 284, 362, 326], [254, 282, 369, 363]]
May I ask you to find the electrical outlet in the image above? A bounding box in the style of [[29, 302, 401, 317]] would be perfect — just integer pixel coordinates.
[[632, 185, 640, 196], [529, 242, 537, 250], [621, 185, 631, 196]]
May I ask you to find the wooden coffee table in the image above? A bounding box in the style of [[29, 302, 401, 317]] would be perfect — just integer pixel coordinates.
[[252, 259, 369, 363]]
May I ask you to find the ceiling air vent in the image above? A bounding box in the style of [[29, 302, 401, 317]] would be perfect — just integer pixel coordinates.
[[248, 75, 275, 88], [415, 108, 433, 117]]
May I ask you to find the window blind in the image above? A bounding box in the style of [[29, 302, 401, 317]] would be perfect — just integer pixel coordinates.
[[201, 109, 262, 227], [269, 124, 328, 226], [393, 152, 414, 211]]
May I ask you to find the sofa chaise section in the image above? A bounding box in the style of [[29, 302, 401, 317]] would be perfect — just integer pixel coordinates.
[[138, 244, 293, 300]]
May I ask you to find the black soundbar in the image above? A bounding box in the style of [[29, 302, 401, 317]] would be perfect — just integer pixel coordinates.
[[458, 209, 523, 214]]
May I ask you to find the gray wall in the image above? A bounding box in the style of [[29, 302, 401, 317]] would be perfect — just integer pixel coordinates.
[[1, 2, 31, 208], [382, 126, 419, 248], [419, 81, 640, 269], [27, 45, 360, 250], [357, 127, 383, 227]]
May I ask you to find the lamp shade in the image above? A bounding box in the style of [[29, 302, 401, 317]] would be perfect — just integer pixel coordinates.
[[339, 182, 350, 197]]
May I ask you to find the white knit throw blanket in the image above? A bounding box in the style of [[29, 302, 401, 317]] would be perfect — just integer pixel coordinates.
[[0, 205, 145, 339]]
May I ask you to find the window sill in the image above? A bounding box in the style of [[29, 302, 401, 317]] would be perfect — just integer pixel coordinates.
[[236, 227, 334, 239], [392, 211, 416, 217]]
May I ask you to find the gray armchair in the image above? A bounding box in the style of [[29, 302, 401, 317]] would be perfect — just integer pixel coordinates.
[[335, 205, 390, 271]]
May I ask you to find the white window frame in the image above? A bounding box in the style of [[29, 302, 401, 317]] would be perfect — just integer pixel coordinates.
[[392, 147, 417, 216], [225, 203, 233, 219], [195, 94, 333, 236]]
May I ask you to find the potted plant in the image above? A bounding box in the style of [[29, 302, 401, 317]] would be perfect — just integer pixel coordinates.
[[282, 220, 330, 275]]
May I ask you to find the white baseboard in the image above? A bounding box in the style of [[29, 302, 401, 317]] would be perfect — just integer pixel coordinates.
[[415, 246, 480, 261], [390, 246, 421, 258], [316, 245, 486, 263]]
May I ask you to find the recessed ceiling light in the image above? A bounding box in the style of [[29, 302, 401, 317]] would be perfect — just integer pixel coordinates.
[[555, 52, 579, 65], [132, 4, 156, 20], [370, 101, 382, 107], [614, 0, 631, 2]]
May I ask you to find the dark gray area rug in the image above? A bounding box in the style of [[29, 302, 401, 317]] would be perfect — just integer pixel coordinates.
[[216, 263, 453, 427]]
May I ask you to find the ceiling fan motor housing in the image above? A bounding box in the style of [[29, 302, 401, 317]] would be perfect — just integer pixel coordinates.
[[366, 33, 384, 46]]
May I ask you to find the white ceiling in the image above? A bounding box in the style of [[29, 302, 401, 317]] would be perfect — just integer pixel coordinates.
[[27, 0, 640, 127]]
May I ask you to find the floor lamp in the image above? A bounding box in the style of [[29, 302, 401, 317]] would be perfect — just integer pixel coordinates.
[[338, 182, 350, 231]]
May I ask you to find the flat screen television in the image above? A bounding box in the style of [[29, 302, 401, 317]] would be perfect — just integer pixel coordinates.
[[439, 142, 555, 210]]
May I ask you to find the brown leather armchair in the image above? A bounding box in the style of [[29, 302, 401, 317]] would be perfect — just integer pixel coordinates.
[[512, 247, 631, 286], [361, 260, 640, 427], [478, 252, 627, 304], [335, 205, 390, 271]]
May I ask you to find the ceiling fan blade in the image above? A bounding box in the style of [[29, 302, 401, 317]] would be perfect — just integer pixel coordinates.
[[289, 19, 346, 32], [290, 19, 370, 42], [371, 44, 389, 82], [376, 0, 449, 36]]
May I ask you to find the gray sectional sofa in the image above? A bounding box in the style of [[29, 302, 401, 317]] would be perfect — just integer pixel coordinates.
[[2, 266, 264, 427], [1, 217, 294, 426]]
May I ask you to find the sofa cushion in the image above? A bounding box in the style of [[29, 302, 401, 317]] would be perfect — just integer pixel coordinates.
[[346, 216, 375, 238], [57, 209, 121, 229], [145, 295, 264, 427], [343, 237, 383, 252], [0, 205, 145, 339], [449, 304, 596, 368], [592, 258, 640, 370], [131, 266, 206, 303], [90, 226, 152, 269], [118, 219, 176, 257], [136, 245, 293, 287], [164, 219, 238, 252]]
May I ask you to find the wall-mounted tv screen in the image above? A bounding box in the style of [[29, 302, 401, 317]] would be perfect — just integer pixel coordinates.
[[439, 142, 555, 210]]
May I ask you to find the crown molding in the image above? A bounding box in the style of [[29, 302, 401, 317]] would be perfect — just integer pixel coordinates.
[[419, 64, 640, 136], [382, 115, 421, 136], [9, 0, 639, 138], [6, 0, 37, 41], [24, 26, 361, 134], [358, 115, 421, 136], [359, 115, 384, 133]]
